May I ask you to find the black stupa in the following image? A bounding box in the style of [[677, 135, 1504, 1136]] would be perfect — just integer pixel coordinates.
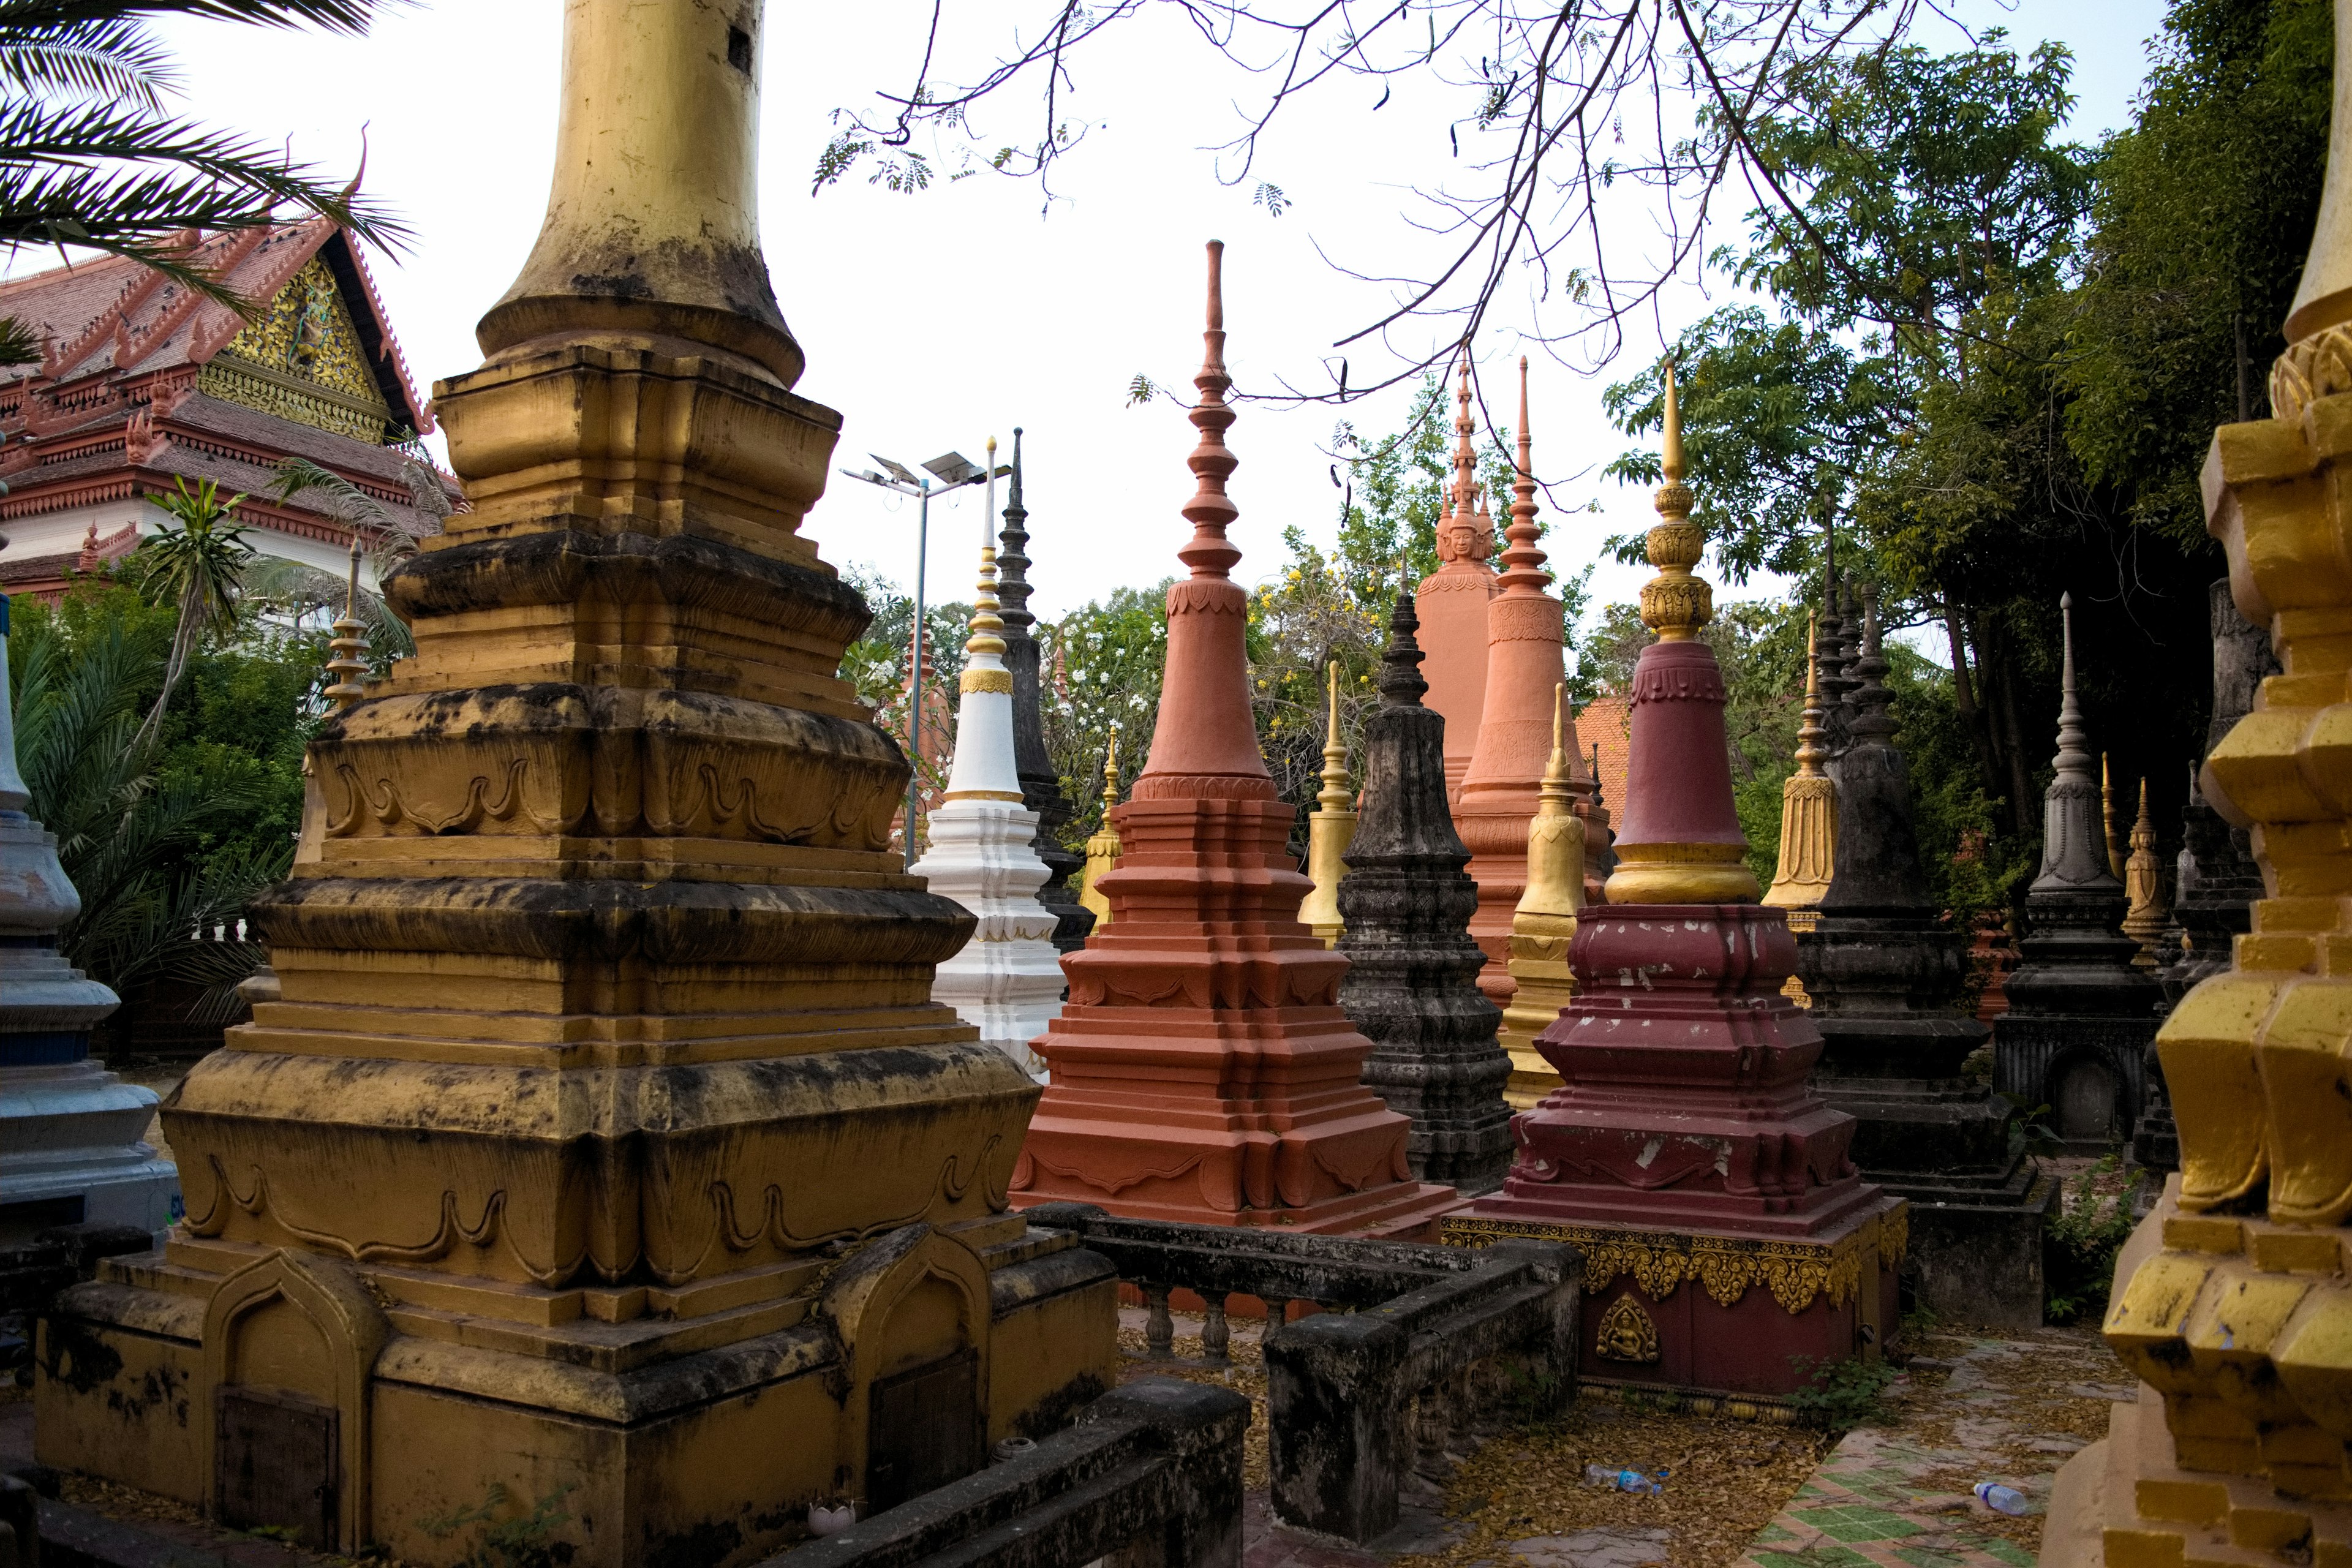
[[995, 430, 1096, 954], [1994, 594, 2162, 1152], [1796, 587, 2049, 1327], [1337, 582, 1513, 1194]]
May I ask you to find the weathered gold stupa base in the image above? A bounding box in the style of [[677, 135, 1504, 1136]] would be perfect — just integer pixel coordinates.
[[42, 1217, 1112, 1565], [36, 2, 1120, 1556], [2047, 1180, 2352, 1567]]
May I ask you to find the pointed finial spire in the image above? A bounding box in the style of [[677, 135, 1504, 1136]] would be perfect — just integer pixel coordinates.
[[1636, 358, 1711, 642], [1177, 239, 1238, 583], [1849, 584, 1896, 741], [1537, 683, 1574, 812], [997, 426, 1035, 634], [1450, 346, 1477, 524], [2052, 592, 2095, 782], [322, 532, 371, 710], [1138, 239, 1273, 794], [2029, 589, 2120, 892], [1316, 660, 1351, 814], [1496, 355, 1549, 590], [1378, 564, 1430, 706], [962, 546, 1008, 678], [1301, 657, 1357, 946], [1794, 613, 1828, 779], [1077, 726, 1124, 927]]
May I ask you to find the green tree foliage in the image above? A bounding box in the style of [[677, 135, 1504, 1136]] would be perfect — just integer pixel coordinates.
[[1602, 311, 1896, 584], [1728, 31, 2095, 368], [1042, 584, 1169, 845], [2063, 0, 2333, 545], [8, 582, 316, 1014], [1604, 8, 2323, 892], [127, 477, 252, 754]]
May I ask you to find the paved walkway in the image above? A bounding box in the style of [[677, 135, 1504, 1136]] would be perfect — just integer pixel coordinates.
[[1736, 1329, 2133, 1568]]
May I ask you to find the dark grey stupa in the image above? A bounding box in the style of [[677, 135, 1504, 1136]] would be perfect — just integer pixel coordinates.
[[1795, 589, 2049, 1327], [1816, 575, 1859, 771], [1337, 586, 1513, 1194], [995, 430, 1095, 954], [1994, 594, 2162, 1153], [2132, 579, 2277, 1173]]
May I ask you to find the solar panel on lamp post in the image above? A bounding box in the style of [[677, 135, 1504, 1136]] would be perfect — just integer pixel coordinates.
[[840, 447, 1012, 867]]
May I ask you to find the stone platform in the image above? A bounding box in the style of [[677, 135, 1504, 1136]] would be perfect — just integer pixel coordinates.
[[1447, 1210, 1903, 1403], [1456, 903, 1903, 1401]]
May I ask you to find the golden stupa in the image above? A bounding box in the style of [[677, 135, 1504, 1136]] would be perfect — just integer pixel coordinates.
[[36, 5, 1115, 1562], [2046, 2, 2352, 1558]]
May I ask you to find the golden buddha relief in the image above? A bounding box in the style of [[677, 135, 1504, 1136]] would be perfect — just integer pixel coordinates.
[[202, 254, 395, 442]]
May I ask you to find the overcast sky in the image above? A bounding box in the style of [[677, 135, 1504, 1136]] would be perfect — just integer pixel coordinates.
[[141, 0, 2169, 651]]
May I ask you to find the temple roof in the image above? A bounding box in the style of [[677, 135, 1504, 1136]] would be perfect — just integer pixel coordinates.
[[0, 221, 428, 432], [0, 222, 456, 586]]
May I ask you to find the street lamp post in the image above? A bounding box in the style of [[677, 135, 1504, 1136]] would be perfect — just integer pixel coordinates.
[[840, 448, 1008, 867]]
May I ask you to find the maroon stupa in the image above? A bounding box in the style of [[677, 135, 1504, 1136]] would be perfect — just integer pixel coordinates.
[[1449, 363, 1904, 1405]]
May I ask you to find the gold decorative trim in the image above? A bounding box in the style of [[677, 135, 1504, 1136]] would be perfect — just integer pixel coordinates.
[[960, 668, 1013, 695], [2271, 321, 2352, 422], [944, 789, 1026, 803], [1445, 1209, 1900, 1316]]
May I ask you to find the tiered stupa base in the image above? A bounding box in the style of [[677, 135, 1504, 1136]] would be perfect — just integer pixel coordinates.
[[1011, 794, 1458, 1238], [1449, 904, 1902, 1401], [2043, 1178, 2352, 1568], [42, 1210, 1111, 1561], [0, 1057, 178, 1242], [1817, 1068, 2053, 1329]]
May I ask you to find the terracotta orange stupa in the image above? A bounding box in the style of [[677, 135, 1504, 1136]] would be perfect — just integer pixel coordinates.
[[1414, 353, 1498, 802], [1453, 358, 1591, 1007], [1010, 243, 1457, 1238], [1451, 363, 1902, 1403]]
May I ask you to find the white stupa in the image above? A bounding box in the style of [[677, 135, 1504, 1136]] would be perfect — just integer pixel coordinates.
[[911, 544, 1065, 1080], [0, 588, 178, 1243]]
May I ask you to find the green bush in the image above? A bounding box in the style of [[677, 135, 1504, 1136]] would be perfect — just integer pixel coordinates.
[[2045, 1156, 2138, 1325], [1785, 1354, 1898, 1430]]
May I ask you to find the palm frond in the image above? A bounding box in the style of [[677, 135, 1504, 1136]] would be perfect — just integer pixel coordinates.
[[0, 2, 395, 37], [0, 18, 173, 110], [267, 453, 386, 527], [0, 100, 412, 270]]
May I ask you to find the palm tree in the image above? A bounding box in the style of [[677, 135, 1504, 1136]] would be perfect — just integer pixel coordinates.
[[246, 450, 456, 661], [9, 598, 282, 1008], [0, 1, 409, 364], [129, 474, 251, 754]]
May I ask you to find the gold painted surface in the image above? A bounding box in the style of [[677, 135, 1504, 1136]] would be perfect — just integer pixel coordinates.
[[2122, 778, 2171, 967], [2091, 17, 2352, 1536], [1298, 660, 1354, 947], [1594, 1295, 1661, 1363], [37, 2, 1116, 1559], [1077, 733, 1121, 927], [1634, 368, 1711, 645], [1604, 840, 1762, 905], [1499, 685, 1583, 1106], [202, 255, 395, 442], [1604, 362, 1760, 905], [1445, 1206, 1904, 1317], [1765, 616, 1837, 909]]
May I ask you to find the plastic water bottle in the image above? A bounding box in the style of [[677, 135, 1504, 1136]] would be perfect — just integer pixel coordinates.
[[1974, 1482, 2030, 1516], [1616, 1470, 1662, 1495]]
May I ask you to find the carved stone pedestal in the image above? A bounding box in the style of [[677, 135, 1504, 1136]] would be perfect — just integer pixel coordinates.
[[34, 7, 1115, 1559], [1451, 905, 1902, 1401]]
